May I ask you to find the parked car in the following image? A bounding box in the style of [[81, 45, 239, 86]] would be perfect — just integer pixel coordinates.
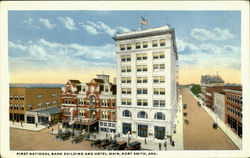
[[91, 139, 102, 147], [127, 141, 141, 150], [58, 130, 71, 141], [108, 140, 118, 149], [213, 122, 218, 129], [183, 104, 187, 109], [112, 141, 127, 150], [71, 134, 85, 144], [98, 139, 110, 149]]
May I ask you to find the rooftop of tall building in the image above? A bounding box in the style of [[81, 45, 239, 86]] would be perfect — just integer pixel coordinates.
[[201, 74, 224, 84]]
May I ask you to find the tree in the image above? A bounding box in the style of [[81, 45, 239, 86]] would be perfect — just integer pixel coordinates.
[[190, 84, 201, 96]]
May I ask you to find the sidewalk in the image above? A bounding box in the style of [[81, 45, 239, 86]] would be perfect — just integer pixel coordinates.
[[188, 89, 242, 149], [89, 96, 184, 150], [9, 122, 47, 131]]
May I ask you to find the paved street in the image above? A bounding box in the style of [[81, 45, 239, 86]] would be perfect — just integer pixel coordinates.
[[181, 88, 237, 150], [10, 124, 97, 150]]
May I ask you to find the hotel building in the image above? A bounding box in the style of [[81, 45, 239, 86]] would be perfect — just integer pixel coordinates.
[[61, 75, 117, 133], [113, 25, 178, 140]]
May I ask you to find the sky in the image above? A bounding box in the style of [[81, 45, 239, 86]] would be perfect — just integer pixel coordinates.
[[8, 11, 241, 84]]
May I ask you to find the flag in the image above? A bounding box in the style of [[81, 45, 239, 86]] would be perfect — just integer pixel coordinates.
[[141, 16, 147, 26]]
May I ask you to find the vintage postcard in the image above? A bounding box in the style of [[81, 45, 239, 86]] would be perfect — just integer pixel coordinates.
[[0, 1, 249, 158]]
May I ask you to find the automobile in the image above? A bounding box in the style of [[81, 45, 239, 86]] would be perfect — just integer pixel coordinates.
[[127, 141, 141, 150], [213, 122, 218, 129], [91, 139, 102, 147], [98, 139, 110, 149], [58, 130, 71, 141], [52, 132, 63, 140], [184, 119, 189, 125], [71, 134, 85, 144], [183, 104, 187, 109], [107, 140, 118, 149], [112, 141, 127, 150]]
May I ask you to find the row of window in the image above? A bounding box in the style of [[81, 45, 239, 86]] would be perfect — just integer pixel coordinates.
[[226, 94, 242, 106], [100, 121, 116, 128], [121, 88, 165, 95], [101, 99, 115, 107], [121, 64, 165, 73], [10, 96, 25, 100], [9, 104, 24, 110], [226, 104, 242, 119], [121, 76, 165, 84], [121, 52, 165, 62], [122, 110, 166, 120], [120, 39, 166, 51], [121, 99, 165, 107]]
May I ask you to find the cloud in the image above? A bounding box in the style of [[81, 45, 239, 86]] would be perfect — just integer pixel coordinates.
[[80, 21, 130, 36], [58, 17, 77, 30], [8, 39, 116, 72], [190, 28, 234, 41], [23, 18, 33, 25], [39, 18, 56, 29], [176, 39, 240, 70]]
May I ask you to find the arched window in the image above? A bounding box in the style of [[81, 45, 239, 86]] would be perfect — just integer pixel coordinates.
[[90, 95, 96, 105], [154, 112, 165, 120], [137, 111, 148, 119], [123, 110, 132, 117]]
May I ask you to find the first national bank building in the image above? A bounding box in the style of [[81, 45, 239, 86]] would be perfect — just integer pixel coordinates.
[[113, 25, 178, 140]]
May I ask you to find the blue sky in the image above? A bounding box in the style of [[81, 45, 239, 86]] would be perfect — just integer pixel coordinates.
[[8, 11, 241, 84]]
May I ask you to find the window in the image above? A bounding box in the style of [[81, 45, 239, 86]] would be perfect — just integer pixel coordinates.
[[64, 108, 71, 115], [102, 99, 108, 107], [105, 86, 109, 92], [136, 53, 147, 60], [127, 44, 131, 50], [154, 112, 165, 120], [137, 88, 147, 94], [121, 88, 131, 95], [153, 76, 165, 83], [19, 104, 24, 110], [160, 39, 166, 46], [46, 102, 50, 107], [137, 111, 148, 119], [152, 40, 157, 47], [37, 94, 42, 100], [153, 52, 165, 59], [154, 88, 165, 95], [52, 101, 56, 107], [14, 104, 18, 110], [121, 55, 131, 62], [121, 99, 131, 106], [82, 86, 86, 92], [137, 77, 147, 83], [120, 44, 125, 51], [28, 104, 32, 111], [100, 122, 103, 126], [136, 42, 141, 49], [78, 109, 85, 117], [14, 96, 18, 100], [121, 77, 131, 84], [37, 103, 42, 109], [101, 111, 109, 120], [52, 93, 56, 98], [123, 110, 132, 117], [153, 64, 165, 70], [121, 66, 131, 73], [143, 41, 148, 48], [10, 104, 13, 109], [137, 65, 147, 72], [20, 96, 24, 100], [137, 99, 148, 106], [10, 96, 13, 100]]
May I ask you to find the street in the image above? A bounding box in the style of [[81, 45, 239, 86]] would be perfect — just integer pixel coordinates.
[[181, 88, 237, 150]]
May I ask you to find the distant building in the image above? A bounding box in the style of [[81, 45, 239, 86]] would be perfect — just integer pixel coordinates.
[[9, 84, 62, 124], [224, 88, 242, 138], [61, 74, 117, 133], [113, 25, 178, 140]]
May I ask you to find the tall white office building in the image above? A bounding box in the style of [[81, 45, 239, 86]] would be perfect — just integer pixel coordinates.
[[113, 25, 178, 141]]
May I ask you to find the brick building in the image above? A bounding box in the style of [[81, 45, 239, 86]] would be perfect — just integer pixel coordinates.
[[224, 88, 242, 137], [9, 84, 62, 124], [61, 74, 116, 133]]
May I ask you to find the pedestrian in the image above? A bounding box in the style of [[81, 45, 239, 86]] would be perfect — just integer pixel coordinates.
[[47, 124, 49, 129], [164, 142, 167, 150], [35, 123, 37, 128], [145, 138, 147, 144], [159, 143, 161, 150]]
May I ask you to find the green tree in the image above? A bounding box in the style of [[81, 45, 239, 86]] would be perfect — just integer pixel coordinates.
[[190, 84, 201, 96]]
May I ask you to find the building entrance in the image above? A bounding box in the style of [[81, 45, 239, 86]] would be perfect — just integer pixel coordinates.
[[138, 124, 148, 137], [154, 126, 165, 139], [122, 123, 131, 134]]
